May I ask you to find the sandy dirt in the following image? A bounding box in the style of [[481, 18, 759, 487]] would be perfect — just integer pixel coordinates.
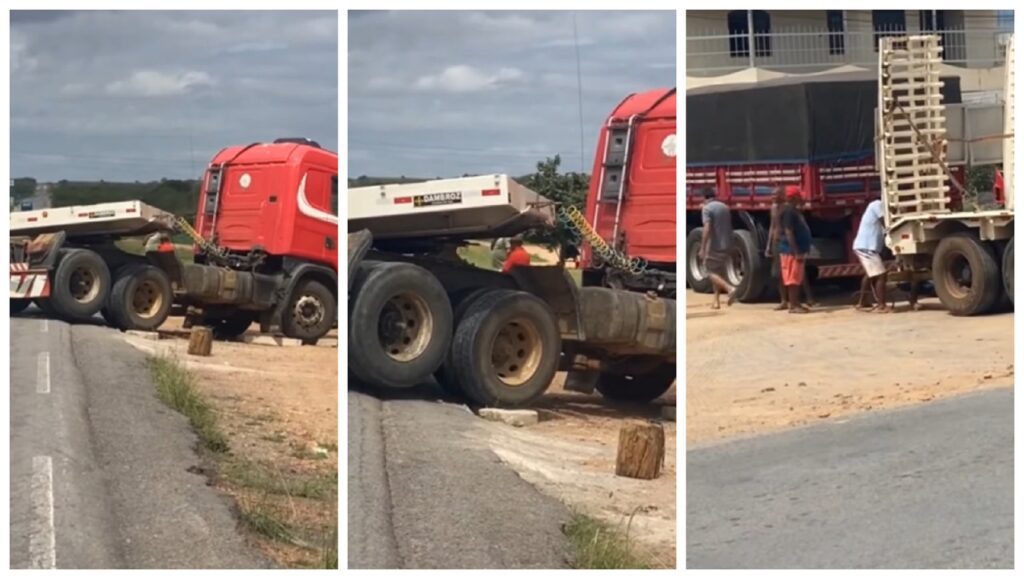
[[484, 375, 677, 568], [686, 290, 1013, 445], [124, 317, 338, 567]]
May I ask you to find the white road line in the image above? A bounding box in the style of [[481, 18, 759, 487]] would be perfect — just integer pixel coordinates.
[[42, 319, 48, 333], [37, 352, 51, 394], [29, 456, 56, 569]]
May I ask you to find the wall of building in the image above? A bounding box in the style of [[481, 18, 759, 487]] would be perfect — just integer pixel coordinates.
[[687, 10, 1006, 76]]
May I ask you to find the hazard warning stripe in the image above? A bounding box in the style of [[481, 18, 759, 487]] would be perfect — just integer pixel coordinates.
[[10, 262, 29, 272], [10, 273, 51, 299]]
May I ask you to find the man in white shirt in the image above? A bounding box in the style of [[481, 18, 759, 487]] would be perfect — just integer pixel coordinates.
[[853, 198, 889, 312]]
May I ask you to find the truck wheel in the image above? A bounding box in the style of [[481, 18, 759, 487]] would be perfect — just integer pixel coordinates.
[[450, 290, 560, 407], [51, 249, 111, 321], [1003, 238, 1013, 305], [685, 228, 712, 294], [435, 287, 493, 396], [595, 363, 676, 403], [205, 311, 256, 340], [107, 265, 173, 331], [932, 233, 1002, 316], [282, 279, 336, 344], [349, 262, 453, 388], [729, 229, 768, 302], [11, 299, 31, 315]]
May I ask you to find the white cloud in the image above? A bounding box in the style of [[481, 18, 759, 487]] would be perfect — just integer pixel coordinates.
[[414, 65, 524, 93], [11, 37, 39, 73], [105, 70, 214, 97]]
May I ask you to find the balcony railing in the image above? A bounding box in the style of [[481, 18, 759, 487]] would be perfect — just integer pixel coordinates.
[[687, 26, 1012, 76]]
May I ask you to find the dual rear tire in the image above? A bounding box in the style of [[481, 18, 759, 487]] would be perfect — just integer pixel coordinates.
[[931, 232, 1006, 316]]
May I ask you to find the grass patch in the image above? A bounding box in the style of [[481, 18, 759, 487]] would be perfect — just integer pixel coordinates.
[[239, 504, 294, 543], [564, 513, 649, 569], [222, 459, 337, 500], [147, 356, 229, 453]]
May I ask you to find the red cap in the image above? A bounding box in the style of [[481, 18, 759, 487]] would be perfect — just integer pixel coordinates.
[[785, 185, 802, 199]]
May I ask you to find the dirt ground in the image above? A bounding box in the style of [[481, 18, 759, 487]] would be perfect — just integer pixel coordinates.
[[484, 375, 677, 568], [124, 317, 338, 567], [687, 289, 1013, 445]]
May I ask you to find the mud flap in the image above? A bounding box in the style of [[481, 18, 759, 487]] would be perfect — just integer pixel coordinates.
[[564, 369, 599, 394], [348, 230, 373, 291]]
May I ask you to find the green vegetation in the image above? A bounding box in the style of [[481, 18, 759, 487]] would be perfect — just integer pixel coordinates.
[[147, 356, 229, 453], [221, 460, 337, 501], [564, 513, 650, 570], [10, 177, 37, 201], [51, 178, 201, 222]]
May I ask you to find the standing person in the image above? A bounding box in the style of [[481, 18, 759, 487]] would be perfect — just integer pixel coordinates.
[[698, 189, 737, 309], [778, 187, 812, 314], [852, 197, 890, 313], [491, 237, 511, 270], [501, 237, 532, 273], [766, 186, 816, 309]]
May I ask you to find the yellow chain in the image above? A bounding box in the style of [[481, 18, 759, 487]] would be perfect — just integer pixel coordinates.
[[558, 205, 648, 276], [174, 216, 228, 261]]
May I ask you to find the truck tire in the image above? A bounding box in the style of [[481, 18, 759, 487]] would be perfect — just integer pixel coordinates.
[[435, 287, 493, 396], [50, 249, 111, 321], [595, 363, 676, 403], [282, 279, 337, 344], [11, 299, 31, 315], [349, 262, 453, 388], [1003, 237, 1013, 305], [729, 229, 768, 302], [205, 311, 257, 340], [685, 228, 712, 293], [106, 265, 173, 331], [450, 290, 560, 407], [932, 233, 1002, 316]]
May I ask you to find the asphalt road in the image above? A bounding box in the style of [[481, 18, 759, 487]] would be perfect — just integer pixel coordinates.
[[348, 385, 571, 569], [687, 388, 1013, 569], [9, 316, 266, 569]]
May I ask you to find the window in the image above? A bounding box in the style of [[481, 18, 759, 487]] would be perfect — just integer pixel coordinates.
[[728, 10, 772, 59], [330, 175, 338, 215], [872, 11, 906, 51], [826, 10, 845, 56], [919, 10, 946, 32]]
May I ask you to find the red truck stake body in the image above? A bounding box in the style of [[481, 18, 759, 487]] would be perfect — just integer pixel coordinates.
[[197, 141, 339, 271], [582, 88, 676, 296]]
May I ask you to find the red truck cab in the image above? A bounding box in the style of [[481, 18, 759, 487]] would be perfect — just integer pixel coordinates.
[[581, 88, 676, 295], [196, 140, 339, 271]]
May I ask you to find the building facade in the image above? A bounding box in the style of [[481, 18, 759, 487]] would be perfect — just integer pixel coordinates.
[[687, 10, 1012, 76]]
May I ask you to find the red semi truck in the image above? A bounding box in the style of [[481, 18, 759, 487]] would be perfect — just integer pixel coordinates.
[[347, 89, 677, 407], [10, 139, 339, 342], [581, 88, 677, 297]]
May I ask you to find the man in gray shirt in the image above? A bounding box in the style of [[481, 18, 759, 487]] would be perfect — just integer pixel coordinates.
[[698, 188, 737, 308]]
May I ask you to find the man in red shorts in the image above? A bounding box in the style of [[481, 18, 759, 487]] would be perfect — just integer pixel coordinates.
[[778, 186, 812, 314]]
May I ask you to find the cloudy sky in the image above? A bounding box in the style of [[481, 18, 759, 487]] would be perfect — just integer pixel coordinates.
[[348, 10, 675, 179], [11, 10, 337, 182]]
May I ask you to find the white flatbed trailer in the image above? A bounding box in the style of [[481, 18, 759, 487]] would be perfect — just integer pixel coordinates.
[[348, 174, 555, 240], [10, 200, 176, 239]]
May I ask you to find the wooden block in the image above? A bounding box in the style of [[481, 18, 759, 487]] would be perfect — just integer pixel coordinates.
[[615, 421, 665, 480], [187, 326, 213, 357]]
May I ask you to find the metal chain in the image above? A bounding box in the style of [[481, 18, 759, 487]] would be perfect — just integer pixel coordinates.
[[558, 205, 648, 276]]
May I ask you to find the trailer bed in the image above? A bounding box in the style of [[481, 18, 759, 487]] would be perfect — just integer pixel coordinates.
[[347, 174, 555, 240], [9, 200, 177, 238]]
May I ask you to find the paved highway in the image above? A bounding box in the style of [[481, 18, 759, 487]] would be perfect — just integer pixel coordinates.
[[348, 385, 570, 569], [687, 389, 1013, 569], [9, 315, 266, 568]]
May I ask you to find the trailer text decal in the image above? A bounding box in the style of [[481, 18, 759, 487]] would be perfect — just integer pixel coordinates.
[[413, 191, 462, 207]]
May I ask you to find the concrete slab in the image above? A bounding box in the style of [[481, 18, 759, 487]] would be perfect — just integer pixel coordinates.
[[478, 408, 539, 427]]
